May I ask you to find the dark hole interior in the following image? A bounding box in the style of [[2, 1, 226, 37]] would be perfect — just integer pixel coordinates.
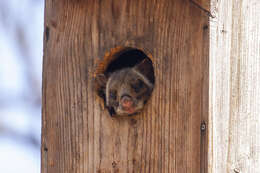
[[104, 48, 155, 84]]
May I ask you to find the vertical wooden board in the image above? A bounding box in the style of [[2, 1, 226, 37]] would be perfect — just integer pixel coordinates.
[[42, 0, 209, 173], [209, 0, 260, 172]]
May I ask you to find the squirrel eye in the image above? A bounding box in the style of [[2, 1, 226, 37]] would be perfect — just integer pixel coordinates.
[[109, 90, 117, 100], [131, 79, 144, 93]]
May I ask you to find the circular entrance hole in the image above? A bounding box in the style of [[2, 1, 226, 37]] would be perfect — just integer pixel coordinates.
[[95, 47, 155, 116]]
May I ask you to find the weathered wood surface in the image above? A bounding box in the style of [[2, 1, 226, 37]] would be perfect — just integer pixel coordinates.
[[42, 0, 209, 172], [209, 0, 260, 172]]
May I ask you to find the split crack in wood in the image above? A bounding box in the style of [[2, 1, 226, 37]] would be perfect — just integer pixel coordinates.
[[189, 0, 215, 18]]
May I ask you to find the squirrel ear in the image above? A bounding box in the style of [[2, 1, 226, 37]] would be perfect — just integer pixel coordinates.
[[134, 58, 153, 73], [133, 58, 154, 81]]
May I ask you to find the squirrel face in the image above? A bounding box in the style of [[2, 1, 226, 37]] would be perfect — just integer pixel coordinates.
[[96, 59, 154, 116], [105, 68, 153, 116]]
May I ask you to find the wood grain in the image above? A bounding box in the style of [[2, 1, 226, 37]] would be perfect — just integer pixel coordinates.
[[209, 0, 260, 172], [42, 0, 209, 172]]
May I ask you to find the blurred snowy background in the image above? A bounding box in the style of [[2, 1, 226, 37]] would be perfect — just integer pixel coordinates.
[[0, 0, 44, 172]]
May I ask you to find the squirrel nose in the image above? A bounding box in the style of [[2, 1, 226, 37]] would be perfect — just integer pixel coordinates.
[[121, 95, 133, 108]]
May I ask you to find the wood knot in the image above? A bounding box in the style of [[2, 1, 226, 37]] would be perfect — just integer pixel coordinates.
[[203, 25, 208, 30], [112, 161, 117, 168], [200, 121, 206, 131], [130, 118, 137, 126]]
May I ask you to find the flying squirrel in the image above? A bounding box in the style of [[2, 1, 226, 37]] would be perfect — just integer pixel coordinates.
[[95, 58, 154, 116]]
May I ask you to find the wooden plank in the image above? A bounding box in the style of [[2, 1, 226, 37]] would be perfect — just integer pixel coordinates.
[[42, 0, 209, 172], [209, 0, 260, 172]]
